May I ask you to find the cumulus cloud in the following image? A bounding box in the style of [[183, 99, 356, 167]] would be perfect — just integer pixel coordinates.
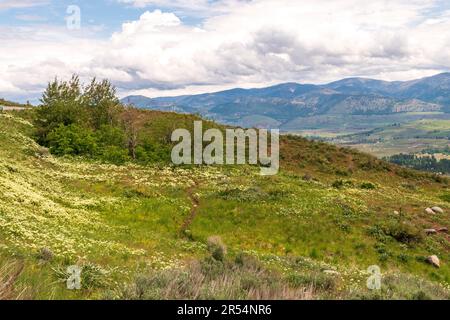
[[2, 0, 450, 101]]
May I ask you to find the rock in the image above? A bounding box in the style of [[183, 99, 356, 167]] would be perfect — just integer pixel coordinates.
[[431, 207, 444, 214], [425, 208, 435, 215], [424, 229, 437, 235], [393, 211, 400, 215], [438, 227, 448, 233], [427, 255, 440, 268]]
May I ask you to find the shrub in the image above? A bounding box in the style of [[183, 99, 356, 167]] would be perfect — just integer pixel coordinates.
[[37, 247, 54, 261], [47, 124, 98, 156], [384, 220, 424, 244], [95, 125, 126, 148], [440, 193, 450, 203], [207, 236, 227, 262], [53, 262, 110, 290], [99, 146, 130, 165], [347, 273, 450, 300], [359, 182, 377, 190], [135, 142, 172, 164], [234, 252, 262, 270], [397, 253, 410, 263], [81, 263, 111, 289], [335, 169, 351, 177], [401, 182, 417, 191], [120, 256, 313, 300], [287, 272, 338, 291], [332, 179, 354, 189], [369, 218, 423, 245], [218, 187, 264, 202]]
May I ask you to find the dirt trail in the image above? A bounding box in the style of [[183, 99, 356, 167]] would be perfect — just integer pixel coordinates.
[[179, 181, 200, 236]]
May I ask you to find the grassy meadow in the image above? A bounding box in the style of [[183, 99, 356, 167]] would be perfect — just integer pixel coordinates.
[[0, 110, 449, 300], [323, 119, 450, 158]]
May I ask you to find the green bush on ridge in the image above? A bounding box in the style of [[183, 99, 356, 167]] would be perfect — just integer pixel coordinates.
[[34, 75, 172, 165]]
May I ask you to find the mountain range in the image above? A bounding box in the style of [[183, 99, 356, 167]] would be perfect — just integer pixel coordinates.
[[122, 73, 450, 131]]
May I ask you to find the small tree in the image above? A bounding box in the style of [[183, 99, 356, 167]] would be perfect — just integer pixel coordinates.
[[35, 75, 86, 143], [83, 78, 121, 129], [120, 107, 146, 159]]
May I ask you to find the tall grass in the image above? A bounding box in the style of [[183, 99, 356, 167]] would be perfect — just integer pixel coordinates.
[[0, 261, 28, 300], [120, 249, 315, 300]]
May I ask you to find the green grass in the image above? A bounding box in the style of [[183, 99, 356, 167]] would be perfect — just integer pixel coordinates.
[[0, 112, 449, 299], [329, 119, 450, 157]]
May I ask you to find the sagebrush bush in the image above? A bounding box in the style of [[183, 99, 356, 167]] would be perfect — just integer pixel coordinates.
[[218, 187, 264, 202], [346, 273, 450, 300], [359, 182, 377, 190], [369, 219, 424, 244], [120, 255, 314, 300], [331, 179, 354, 189], [207, 236, 227, 261], [53, 262, 110, 290], [384, 220, 424, 244], [37, 247, 54, 261], [287, 272, 338, 291]]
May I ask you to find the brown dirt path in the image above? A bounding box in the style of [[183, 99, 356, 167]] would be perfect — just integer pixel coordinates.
[[179, 181, 200, 236]]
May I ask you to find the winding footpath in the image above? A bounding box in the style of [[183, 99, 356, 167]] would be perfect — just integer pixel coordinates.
[[179, 181, 201, 236]]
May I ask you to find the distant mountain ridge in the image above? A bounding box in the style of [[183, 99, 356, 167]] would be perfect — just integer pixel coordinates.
[[122, 73, 450, 130]]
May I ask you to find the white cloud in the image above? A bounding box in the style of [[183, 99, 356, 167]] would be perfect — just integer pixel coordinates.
[[2, 0, 450, 102]]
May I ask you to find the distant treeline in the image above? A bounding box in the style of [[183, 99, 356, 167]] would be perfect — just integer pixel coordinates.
[[421, 146, 450, 155], [384, 154, 450, 174], [0, 98, 30, 108]]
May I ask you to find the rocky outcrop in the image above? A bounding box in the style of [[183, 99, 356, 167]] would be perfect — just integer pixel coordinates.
[[427, 255, 440, 268]]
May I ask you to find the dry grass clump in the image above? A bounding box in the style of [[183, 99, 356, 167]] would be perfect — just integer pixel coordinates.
[[346, 273, 450, 300], [121, 258, 314, 300], [121, 238, 314, 300], [0, 261, 29, 300], [207, 236, 227, 262]]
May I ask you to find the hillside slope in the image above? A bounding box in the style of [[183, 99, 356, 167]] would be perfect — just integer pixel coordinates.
[[0, 111, 449, 299]]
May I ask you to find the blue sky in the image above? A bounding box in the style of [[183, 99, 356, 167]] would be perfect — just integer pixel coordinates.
[[0, 0, 206, 34], [1, 0, 450, 103]]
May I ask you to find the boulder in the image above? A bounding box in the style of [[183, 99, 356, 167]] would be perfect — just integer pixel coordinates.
[[424, 229, 437, 235], [427, 255, 440, 268], [425, 208, 435, 215], [393, 211, 400, 215], [431, 207, 444, 214]]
